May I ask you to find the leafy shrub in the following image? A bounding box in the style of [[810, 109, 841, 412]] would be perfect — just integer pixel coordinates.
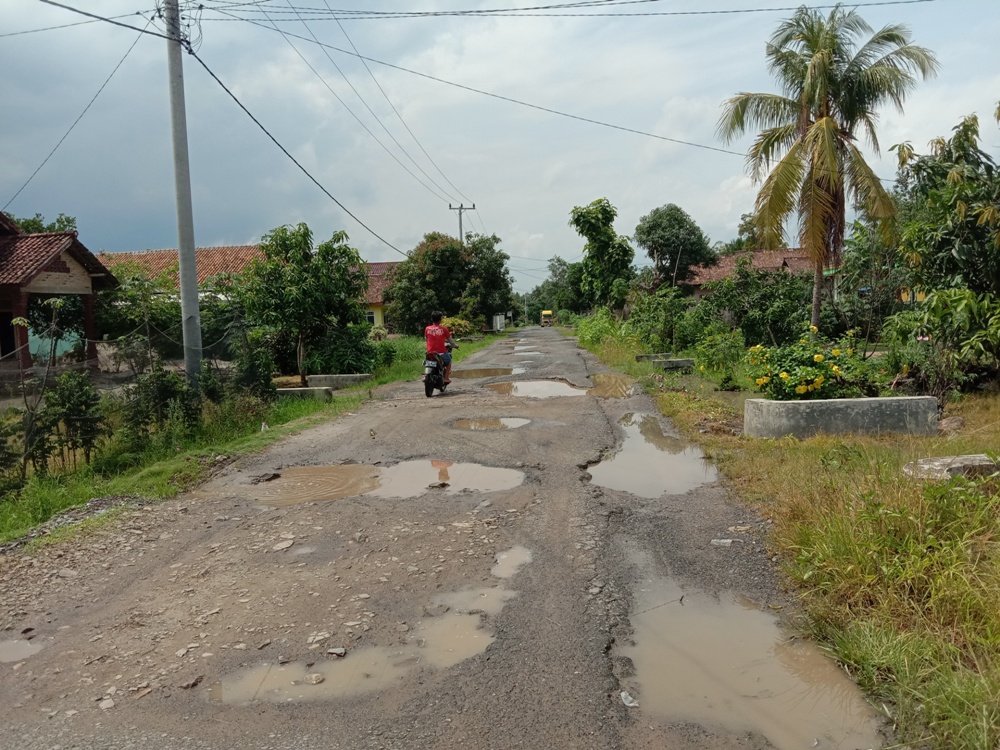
[[229, 339, 277, 402], [694, 327, 745, 388], [673, 301, 723, 351], [744, 325, 882, 400], [577, 307, 624, 347], [369, 324, 388, 341], [305, 324, 377, 374], [372, 340, 396, 371], [622, 285, 688, 352], [441, 316, 476, 338], [557, 309, 578, 327]]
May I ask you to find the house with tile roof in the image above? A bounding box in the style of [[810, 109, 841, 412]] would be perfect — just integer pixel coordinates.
[[0, 213, 117, 370], [688, 249, 817, 299], [97, 247, 400, 328]]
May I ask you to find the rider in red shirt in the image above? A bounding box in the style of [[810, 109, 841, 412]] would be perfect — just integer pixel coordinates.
[[424, 311, 456, 383]]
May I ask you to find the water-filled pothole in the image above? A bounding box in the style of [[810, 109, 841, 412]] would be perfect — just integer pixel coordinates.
[[251, 461, 525, 506], [491, 545, 532, 578], [451, 367, 525, 379], [485, 381, 586, 398], [625, 577, 883, 749], [212, 584, 518, 704], [589, 414, 716, 498], [587, 373, 635, 399], [452, 418, 531, 431], [0, 639, 42, 663]]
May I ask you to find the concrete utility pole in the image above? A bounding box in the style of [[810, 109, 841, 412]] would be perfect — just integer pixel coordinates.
[[164, 0, 202, 386], [449, 203, 475, 245]]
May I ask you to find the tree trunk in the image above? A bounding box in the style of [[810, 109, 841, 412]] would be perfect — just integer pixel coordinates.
[[811, 259, 823, 329]]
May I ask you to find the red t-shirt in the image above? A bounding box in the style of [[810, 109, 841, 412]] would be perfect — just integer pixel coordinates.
[[425, 324, 451, 353]]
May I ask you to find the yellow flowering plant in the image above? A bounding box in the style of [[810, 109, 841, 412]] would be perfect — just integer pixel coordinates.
[[743, 324, 883, 400]]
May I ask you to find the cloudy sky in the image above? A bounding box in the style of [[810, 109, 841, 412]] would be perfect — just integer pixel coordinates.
[[2, 0, 998, 292]]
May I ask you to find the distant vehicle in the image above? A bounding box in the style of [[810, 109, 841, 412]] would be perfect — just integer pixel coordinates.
[[540, 310, 553, 327]]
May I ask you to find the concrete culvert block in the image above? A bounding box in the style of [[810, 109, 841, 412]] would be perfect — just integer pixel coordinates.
[[902, 455, 998, 481], [743, 396, 938, 439], [275, 387, 333, 401], [307, 374, 371, 389], [652, 358, 694, 371]]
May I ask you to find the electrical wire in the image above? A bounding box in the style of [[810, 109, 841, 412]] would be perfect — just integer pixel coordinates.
[[325, 2, 478, 207], [269, 2, 458, 204], [0, 11, 153, 38], [185, 47, 406, 256], [35, 0, 172, 40], [4, 16, 153, 211]]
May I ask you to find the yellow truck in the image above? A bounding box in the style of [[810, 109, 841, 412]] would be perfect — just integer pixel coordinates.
[[540, 310, 553, 327]]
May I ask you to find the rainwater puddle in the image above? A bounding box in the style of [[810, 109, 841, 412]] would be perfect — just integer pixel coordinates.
[[485, 381, 587, 398], [451, 367, 525, 379], [212, 587, 517, 704], [589, 414, 717, 498], [250, 461, 525, 505], [513, 352, 539, 356], [0, 639, 42, 663], [491, 546, 532, 578], [587, 373, 635, 399], [452, 418, 531, 431], [513, 345, 535, 351], [625, 578, 883, 749]]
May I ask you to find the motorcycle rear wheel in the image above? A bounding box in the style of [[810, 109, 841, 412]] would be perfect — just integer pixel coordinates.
[[425, 379, 435, 397]]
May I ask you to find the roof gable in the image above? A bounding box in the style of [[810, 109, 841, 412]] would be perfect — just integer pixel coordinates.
[[97, 245, 264, 286], [0, 231, 117, 289], [689, 249, 812, 286]]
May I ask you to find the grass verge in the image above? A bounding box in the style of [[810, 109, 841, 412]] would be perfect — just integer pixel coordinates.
[[581, 332, 1000, 750]]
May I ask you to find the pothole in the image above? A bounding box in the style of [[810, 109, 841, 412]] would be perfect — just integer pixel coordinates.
[[452, 418, 531, 431], [250, 461, 525, 506], [587, 373, 635, 399], [624, 577, 883, 749], [589, 414, 717, 498], [485, 381, 587, 398], [0, 639, 42, 663], [491, 545, 532, 578], [451, 367, 525, 379], [212, 581, 523, 703]]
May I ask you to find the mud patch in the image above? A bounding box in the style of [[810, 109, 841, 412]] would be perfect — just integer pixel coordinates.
[[589, 414, 716, 498], [452, 418, 530, 431], [491, 546, 532, 578], [251, 462, 525, 505], [625, 577, 883, 749], [485, 381, 587, 399], [587, 373, 635, 399], [0, 639, 42, 663], [212, 586, 518, 704]]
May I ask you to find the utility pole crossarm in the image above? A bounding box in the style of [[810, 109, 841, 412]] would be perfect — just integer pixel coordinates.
[[449, 203, 475, 245]]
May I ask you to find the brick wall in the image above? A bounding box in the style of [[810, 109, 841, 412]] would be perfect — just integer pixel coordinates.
[[25, 251, 93, 295]]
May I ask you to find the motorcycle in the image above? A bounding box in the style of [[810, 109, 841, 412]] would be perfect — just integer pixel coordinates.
[[422, 344, 452, 397]]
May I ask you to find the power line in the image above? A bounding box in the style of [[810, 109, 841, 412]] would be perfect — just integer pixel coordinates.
[[4, 16, 153, 210], [0, 11, 152, 38], [35, 0, 171, 40], [209, 13, 746, 157], [257, 7, 453, 204], [325, 1, 478, 207], [210, 0, 935, 20], [185, 47, 406, 256]]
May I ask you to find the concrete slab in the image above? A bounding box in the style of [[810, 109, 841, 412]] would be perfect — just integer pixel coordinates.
[[635, 353, 672, 362], [276, 387, 333, 401], [744, 396, 938, 439], [902, 455, 997, 481], [307, 374, 371, 389], [653, 358, 694, 371]]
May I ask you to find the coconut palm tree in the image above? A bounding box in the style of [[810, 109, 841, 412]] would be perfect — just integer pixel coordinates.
[[717, 4, 937, 328]]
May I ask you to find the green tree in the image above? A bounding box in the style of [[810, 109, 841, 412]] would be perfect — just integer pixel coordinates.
[[894, 114, 1000, 294], [569, 198, 634, 308], [633, 204, 716, 286], [717, 3, 937, 328], [241, 223, 368, 386], [461, 233, 516, 324], [384, 232, 471, 334], [716, 213, 760, 256], [2, 212, 77, 233]]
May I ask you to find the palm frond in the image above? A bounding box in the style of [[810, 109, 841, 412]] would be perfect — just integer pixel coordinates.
[[754, 140, 807, 250], [748, 123, 799, 179], [843, 140, 895, 241], [717, 93, 798, 143]]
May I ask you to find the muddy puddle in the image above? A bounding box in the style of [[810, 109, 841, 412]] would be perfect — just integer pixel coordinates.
[[491, 546, 532, 578], [625, 577, 883, 749], [0, 639, 42, 663], [587, 373, 635, 399], [213, 585, 520, 704], [251, 461, 524, 506], [452, 418, 531, 431], [589, 414, 716, 498], [450, 367, 525, 379], [485, 381, 587, 398]]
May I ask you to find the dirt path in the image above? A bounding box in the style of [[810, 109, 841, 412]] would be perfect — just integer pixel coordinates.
[[0, 329, 888, 750]]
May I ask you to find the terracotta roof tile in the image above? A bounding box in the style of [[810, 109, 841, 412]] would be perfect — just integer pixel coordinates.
[[0, 212, 21, 236], [0, 231, 116, 289], [96, 246, 264, 286], [690, 249, 812, 286], [97, 247, 400, 304]]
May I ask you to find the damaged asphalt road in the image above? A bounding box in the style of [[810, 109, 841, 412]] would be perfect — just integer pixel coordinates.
[[0, 328, 887, 750]]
